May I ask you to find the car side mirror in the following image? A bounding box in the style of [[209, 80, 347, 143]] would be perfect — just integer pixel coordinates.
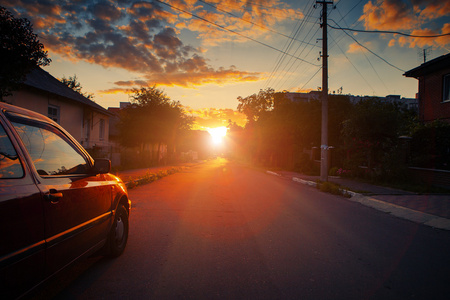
[[93, 158, 111, 174]]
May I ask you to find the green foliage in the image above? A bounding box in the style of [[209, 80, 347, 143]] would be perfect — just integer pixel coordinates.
[[294, 153, 319, 175], [316, 181, 351, 198], [236, 91, 352, 170], [60, 75, 94, 99], [125, 167, 183, 189], [117, 86, 194, 165], [329, 167, 339, 176], [0, 7, 51, 97], [341, 98, 415, 179], [237, 88, 274, 123], [410, 120, 450, 170]]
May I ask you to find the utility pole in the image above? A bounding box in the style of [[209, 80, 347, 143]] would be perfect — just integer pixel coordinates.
[[316, 0, 333, 182]]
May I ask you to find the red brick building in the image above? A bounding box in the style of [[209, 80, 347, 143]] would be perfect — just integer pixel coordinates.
[[404, 53, 450, 123]]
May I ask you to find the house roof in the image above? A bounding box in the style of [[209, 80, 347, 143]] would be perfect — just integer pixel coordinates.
[[404, 53, 450, 78], [23, 68, 112, 115]]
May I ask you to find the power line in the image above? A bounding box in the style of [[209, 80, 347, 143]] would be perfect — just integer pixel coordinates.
[[299, 66, 321, 91], [154, 0, 320, 67], [328, 23, 450, 38], [336, 0, 365, 21], [333, 5, 388, 94], [329, 20, 405, 72], [328, 34, 376, 93], [265, 1, 319, 90], [198, 0, 318, 48]]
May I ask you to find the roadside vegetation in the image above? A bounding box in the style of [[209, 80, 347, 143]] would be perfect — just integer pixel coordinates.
[[231, 89, 450, 192]]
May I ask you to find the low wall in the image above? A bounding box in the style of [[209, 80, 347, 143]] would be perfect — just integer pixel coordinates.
[[409, 167, 450, 189]]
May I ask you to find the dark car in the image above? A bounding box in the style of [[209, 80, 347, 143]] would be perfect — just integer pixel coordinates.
[[0, 103, 130, 299]]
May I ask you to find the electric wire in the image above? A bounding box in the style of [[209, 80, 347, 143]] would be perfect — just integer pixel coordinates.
[[328, 24, 450, 38], [334, 5, 390, 94], [329, 19, 405, 72], [328, 34, 376, 93], [299, 67, 321, 91], [264, 1, 318, 90], [154, 0, 319, 67], [198, 0, 319, 48], [263, 1, 317, 89]]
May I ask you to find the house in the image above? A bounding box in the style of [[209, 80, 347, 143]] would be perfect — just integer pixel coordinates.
[[3, 67, 113, 157], [404, 53, 450, 123]]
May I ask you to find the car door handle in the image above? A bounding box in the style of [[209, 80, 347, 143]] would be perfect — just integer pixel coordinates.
[[45, 189, 63, 202]]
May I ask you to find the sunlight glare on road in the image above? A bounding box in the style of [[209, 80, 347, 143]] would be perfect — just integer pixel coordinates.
[[207, 126, 227, 145]]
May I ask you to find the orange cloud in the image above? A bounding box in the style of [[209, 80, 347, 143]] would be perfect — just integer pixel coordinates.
[[391, 23, 450, 49], [360, 0, 450, 49], [175, 0, 304, 46], [347, 42, 371, 54], [416, 1, 450, 20], [147, 68, 261, 87], [359, 0, 416, 31], [98, 88, 132, 95]]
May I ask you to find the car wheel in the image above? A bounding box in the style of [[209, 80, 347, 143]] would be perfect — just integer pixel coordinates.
[[105, 204, 129, 257]]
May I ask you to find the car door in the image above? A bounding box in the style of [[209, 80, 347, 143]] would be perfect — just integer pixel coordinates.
[[8, 114, 112, 275], [0, 120, 45, 299]]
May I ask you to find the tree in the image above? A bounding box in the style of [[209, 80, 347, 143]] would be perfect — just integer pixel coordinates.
[[410, 120, 450, 170], [117, 86, 193, 166], [237, 88, 274, 124], [341, 99, 414, 179], [0, 6, 51, 97], [61, 75, 94, 99]]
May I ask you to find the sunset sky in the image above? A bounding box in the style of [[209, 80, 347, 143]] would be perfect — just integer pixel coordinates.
[[3, 0, 450, 128]]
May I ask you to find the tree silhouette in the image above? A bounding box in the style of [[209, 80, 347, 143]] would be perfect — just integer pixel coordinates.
[[0, 6, 51, 97], [117, 86, 193, 165], [60, 75, 94, 99], [237, 88, 275, 124]]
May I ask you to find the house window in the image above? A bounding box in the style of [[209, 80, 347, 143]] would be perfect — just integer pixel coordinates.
[[444, 74, 450, 102], [99, 118, 105, 141], [48, 105, 60, 123]]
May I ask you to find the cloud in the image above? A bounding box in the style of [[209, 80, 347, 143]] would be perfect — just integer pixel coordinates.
[[109, 66, 261, 88], [411, 0, 450, 20], [359, 0, 450, 49], [396, 24, 450, 49], [359, 0, 416, 31], [347, 42, 371, 54], [5, 0, 288, 89]]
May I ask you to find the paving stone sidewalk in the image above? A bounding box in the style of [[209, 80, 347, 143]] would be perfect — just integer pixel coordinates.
[[275, 171, 450, 229]]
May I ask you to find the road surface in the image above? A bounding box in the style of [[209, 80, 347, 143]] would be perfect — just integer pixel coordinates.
[[33, 158, 450, 299]]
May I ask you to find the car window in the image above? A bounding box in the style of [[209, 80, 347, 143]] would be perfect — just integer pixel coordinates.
[[0, 123, 24, 179], [11, 121, 89, 176]]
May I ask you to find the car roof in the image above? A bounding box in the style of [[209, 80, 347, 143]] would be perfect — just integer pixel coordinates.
[[0, 102, 56, 125]]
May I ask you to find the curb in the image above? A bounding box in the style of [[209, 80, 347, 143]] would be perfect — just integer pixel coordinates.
[[122, 166, 186, 189], [266, 171, 450, 231]]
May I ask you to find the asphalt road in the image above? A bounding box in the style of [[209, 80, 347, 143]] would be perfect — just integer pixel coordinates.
[[32, 158, 450, 299]]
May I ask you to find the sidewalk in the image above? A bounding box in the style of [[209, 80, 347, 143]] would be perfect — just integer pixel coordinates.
[[270, 171, 450, 231]]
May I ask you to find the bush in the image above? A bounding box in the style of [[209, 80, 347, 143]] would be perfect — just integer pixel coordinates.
[[294, 153, 319, 175], [329, 167, 339, 176], [316, 181, 351, 198]]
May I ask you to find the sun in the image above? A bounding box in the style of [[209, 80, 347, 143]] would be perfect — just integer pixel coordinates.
[[207, 126, 228, 145]]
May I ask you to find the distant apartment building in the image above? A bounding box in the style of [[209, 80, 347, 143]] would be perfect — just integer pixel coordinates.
[[283, 91, 418, 111]]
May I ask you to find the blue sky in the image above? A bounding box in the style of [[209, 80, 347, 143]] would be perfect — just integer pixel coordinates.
[[3, 0, 450, 126]]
